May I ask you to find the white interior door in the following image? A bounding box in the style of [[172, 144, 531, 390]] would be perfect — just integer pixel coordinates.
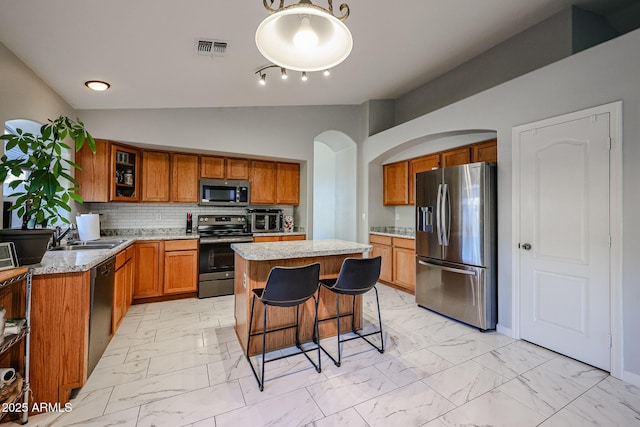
[[518, 112, 611, 371]]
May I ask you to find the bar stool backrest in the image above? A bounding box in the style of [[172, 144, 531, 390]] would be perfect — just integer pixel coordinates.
[[261, 263, 321, 307], [332, 256, 382, 295]]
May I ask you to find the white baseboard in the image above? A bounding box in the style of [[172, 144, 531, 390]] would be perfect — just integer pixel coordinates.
[[496, 323, 514, 338], [622, 369, 640, 388]]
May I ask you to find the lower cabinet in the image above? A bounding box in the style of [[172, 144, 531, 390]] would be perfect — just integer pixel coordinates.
[[113, 246, 135, 333], [31, 271, 91, 405], [163, 240, 198, 294], [133, 241, 162, 299], [133, 239, 198, 301], [253, 234, 306, 242], [370, 234, 416, 294]]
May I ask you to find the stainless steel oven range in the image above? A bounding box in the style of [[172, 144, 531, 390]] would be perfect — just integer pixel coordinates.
[[197, 214, 253, 298]]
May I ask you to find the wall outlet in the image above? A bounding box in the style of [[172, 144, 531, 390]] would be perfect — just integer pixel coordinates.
[[155, 212, 162, 220], [395, 212, 400, 221]]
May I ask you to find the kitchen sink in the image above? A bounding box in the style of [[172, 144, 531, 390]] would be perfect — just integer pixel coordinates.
[[49, 240, 127, 251]]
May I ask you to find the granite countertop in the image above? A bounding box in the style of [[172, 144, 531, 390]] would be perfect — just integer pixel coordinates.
[[231, 239, 372, 261], [31, 231, 199, 276]]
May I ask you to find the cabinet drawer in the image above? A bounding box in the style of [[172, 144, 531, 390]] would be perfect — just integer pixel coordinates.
[[392, 237, 415, 250], [164, 239, 198, 251], [115, 249, 127, 270], [369, 234, 392, 246]]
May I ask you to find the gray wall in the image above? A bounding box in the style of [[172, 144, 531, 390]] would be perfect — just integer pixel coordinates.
[[360, 28, 640, 381], [0, 42, 75, 139]]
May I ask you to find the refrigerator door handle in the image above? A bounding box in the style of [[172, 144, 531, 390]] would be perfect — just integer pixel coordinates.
[[436, 184, 443, 245], [417, 260, 477, 276], [442, 183, 450, 246]]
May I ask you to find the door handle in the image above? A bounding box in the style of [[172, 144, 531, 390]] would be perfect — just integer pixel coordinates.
[[521, 243, 532, 250]]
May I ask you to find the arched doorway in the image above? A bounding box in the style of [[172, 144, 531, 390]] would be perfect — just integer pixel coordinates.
[[313, 131, 356, 241]]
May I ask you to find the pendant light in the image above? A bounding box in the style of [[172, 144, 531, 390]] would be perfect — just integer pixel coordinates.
[[255, 0, 353, 72]]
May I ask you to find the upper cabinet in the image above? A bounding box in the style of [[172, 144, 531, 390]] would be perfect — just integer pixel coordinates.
[[111, 144, 141, 202], [440, 146, 471, 168], [77, 140, 142, 203], [141, 151, 170, 202], [383, 139, 497, 206], [409, 154, 440, 205], [250, 160, 300, 205], [250, 160, 277, 205], [201, 156, 250, 180], [227, 158, 250, 180], [200, 156, 225, 179], [383, 161, 409, 205], [77, 142, 297, 206], [472, 138, 498, 163], [171, 154, 199, 203], [76, 138, 110, 202], [276, 162, 300, 205]]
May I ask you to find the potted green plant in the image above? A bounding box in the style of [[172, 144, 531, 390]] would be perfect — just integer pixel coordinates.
[[0, 115, 96, 265]]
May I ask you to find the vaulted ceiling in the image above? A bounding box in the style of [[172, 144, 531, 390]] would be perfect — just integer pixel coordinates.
[[0, 0, 636, 110]]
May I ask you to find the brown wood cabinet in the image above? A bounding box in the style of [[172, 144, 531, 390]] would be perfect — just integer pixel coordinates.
[[133, 239, 199, 301], [201, 156, 250, 180], [392, 238, 416, 292], [31, 271, 91, 405], [383, 139, 497, 206], [111, 144, 141, 202], [409, 154, 440, 205], [141, 151, 170, 202], [253, 234, 306, 243], [171, 154, 199, 203], [227, 158, 250, 180], [370, 234, 393, 283], [440, 146, 471, 168], [276, 162, 300, 205], [76, 138, 110, 202], [200, 156, 225, 179], [383, 161, 409, 205], [472, 138, 498, 163], [369, 234, 415, 294], [113, 246, 135, 332], [250, 160, 277, 204], [133, 241, 163, 299], [163, 240, 198, 294]]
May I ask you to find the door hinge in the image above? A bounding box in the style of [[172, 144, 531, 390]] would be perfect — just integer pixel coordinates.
[[607, 137, 612, 150], [609, 235, 612, 247], [609, 334, 613, 348]]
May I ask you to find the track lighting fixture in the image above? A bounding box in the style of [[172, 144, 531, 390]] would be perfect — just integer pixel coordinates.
[[254, 64, 331, 86]]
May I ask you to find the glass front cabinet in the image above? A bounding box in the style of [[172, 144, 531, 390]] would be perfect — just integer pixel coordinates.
[[111, 144, 140, 202]]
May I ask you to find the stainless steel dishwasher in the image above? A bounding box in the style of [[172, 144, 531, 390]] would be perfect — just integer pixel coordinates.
[[88, 256, 115, 376]]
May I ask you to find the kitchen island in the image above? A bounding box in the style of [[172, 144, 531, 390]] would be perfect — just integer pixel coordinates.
[[231, 239, 372, 355]]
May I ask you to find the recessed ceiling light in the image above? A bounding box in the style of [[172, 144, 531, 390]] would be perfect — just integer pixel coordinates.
[[84, 81, 110, 91]]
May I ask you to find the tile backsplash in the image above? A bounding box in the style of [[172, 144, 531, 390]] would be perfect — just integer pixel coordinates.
[[81, 203, 294, 231]]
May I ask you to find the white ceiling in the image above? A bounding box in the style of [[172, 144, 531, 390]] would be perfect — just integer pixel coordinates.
[[0, 0, 634, 110]]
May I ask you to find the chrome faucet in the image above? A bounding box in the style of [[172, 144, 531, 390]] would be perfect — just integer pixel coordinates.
[[51, 224, 77, 247]]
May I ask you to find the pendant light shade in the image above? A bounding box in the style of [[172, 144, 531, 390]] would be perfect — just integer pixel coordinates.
[[256, 1, 353, 72]]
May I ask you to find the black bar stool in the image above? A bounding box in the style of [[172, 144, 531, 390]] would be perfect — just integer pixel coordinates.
[[246, 262, 321, 391], [317, 256, 384, 367]]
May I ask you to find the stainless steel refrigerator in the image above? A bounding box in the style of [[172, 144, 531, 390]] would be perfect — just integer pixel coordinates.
[[415, 162, 497, 330]]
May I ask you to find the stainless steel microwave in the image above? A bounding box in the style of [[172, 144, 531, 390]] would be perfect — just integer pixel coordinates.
[[199, 179, 250, 207]]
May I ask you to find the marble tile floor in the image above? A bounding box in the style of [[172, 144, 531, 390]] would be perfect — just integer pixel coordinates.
[[13, 284, 640, 427]]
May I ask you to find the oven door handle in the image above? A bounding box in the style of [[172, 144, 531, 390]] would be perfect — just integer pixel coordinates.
[[199, 237, 253, 244]]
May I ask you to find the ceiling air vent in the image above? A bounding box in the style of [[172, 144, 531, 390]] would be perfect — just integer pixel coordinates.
[[197, 39, 228, 58]]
